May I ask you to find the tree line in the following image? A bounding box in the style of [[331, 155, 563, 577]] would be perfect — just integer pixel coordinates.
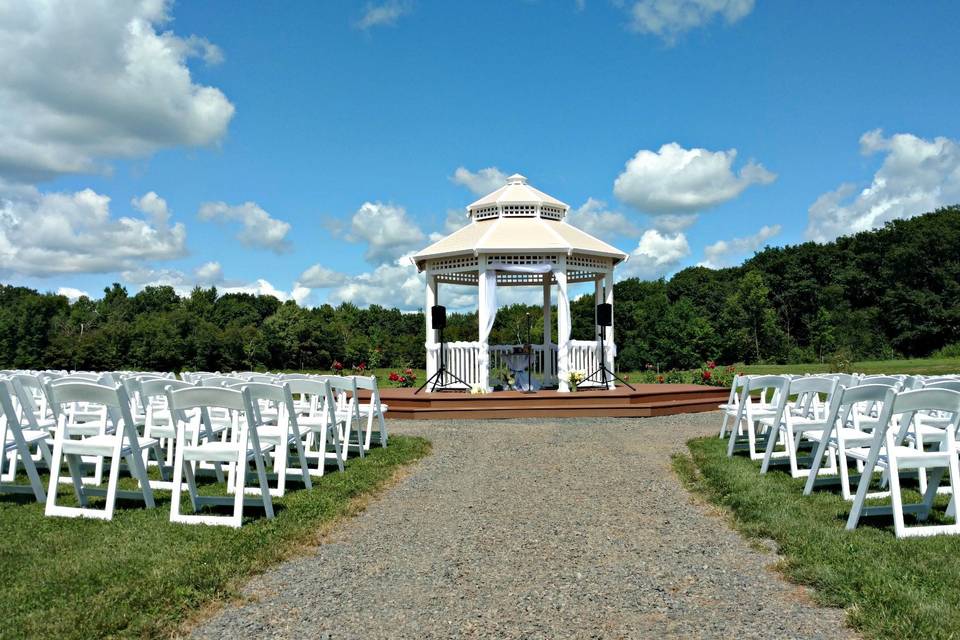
[[2, 206, 960, 373]]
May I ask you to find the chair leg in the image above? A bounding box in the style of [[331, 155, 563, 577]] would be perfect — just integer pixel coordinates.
[[252, 452, 274, 518], [170, 444, 186, 522], [125, 447, 155, 509], [103, 452, 123, 520], [231, 458, 246, 527], [65, 453, 89, 507], [887, 447, 906, 538]]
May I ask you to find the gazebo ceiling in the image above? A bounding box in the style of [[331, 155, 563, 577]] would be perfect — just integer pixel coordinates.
[[412, 174, 628, 271]]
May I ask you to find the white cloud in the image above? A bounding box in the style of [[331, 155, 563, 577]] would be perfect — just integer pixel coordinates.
[[198, 201, 292, 253], [121, 264, 306, 304], [618, 229, 691, 280], [624, 0, 755, 43], [356, 0, 411, 30], [613, 142, 775, 214], [649, 213, 699, 233], [347, 201, 426, 264], [429, 209, 471, 242], [0, 0, 234, 183], [327, 254, 425, 309], [194, 261, 224, 284], [57, 287, 89, 301], [0, 186, 186, 277], [451, 166, 508, 196], [806, 130, 960, 243], [701, 224, 781, 268], [567, 198, 642, 240], [298, 264, 348, 288]]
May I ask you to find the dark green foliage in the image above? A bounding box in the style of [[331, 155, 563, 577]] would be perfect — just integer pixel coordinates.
[[2, 206, 960, 371]]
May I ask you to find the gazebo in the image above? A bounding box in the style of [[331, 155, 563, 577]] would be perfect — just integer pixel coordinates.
[[412, 174, 628, 392]]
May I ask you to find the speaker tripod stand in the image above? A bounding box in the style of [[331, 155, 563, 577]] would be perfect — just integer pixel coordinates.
[[415, 326, 470, 394], [583, 325, 635, 390]]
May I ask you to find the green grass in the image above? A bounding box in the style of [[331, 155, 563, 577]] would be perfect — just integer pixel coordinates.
[[0, 436, 431, 639], [736, 356, 960, 376], [675, 436, 960, 639]]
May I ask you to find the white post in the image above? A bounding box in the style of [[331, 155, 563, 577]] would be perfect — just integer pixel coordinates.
[[425, 272, 438, 383], [604, 267, 615, 386], [594, 276, 602, 342], [477, 255, 490, 391], [556, 255, 570, 392], [542, 275, 552, 384]]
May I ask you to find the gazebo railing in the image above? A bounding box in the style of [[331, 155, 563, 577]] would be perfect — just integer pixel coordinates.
[[440, 342, 614, 388], [568, 340, 603, 387]]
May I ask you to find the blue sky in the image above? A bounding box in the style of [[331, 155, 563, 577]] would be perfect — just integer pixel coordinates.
[[3, 1, 960, 309]]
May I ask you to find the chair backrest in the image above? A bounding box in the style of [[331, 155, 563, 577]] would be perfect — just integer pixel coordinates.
[[860, 375, 903, 386], [831, 373, 861, 388], [140, 378, 195, 401], [827, 382, 900, 427], [241, 382, 299, 432], [48, 381, 137, 440], [923, 380, 960, 393], [741, 375, 789, 405], [166, 386, 249, 413], [200, 375, 242, 388]]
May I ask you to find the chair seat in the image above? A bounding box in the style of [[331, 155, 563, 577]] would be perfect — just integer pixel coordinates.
[[148, 422, 228, 440], [846, 445, 953, 468], [4, 429, 49, 451], [182, 440, 273, 463], [256, 426, 298, 445], [358, 403, 388, 414], [61, 435, 158, 457]]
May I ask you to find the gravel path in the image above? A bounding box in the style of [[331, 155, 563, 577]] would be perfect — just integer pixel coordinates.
[[192, 412, 855, 639]]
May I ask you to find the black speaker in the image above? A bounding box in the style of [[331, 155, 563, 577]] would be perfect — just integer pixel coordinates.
[[596, 303, 612, 327], [431, 305, 447, 330]]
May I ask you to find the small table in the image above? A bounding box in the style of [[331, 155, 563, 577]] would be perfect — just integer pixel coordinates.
[[503, 349, 539, 392]]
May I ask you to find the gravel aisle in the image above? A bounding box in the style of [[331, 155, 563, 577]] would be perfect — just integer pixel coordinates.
[[192, 412, 854, 639]]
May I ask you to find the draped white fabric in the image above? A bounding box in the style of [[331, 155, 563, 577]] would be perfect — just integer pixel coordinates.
[[478, 262, 570, 391]]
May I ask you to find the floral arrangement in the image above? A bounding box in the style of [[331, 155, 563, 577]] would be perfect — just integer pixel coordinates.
[[388, 368, 417, 387], [567, 370, 586, 390], [332, 360, 344, 374], [470, 383, 487, 395], [491, 365, 515, 390], [353, 361, 367, 375]]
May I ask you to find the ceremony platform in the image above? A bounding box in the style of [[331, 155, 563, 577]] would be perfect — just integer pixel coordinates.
[[374, 384, 728, 420]]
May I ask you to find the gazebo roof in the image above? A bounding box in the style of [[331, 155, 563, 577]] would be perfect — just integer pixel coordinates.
[[412, 175, 628, 271]]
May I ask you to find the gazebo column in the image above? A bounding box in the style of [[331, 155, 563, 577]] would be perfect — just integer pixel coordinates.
[[424, 272, 438, 382], [542, 275, 552, 384], [594, 275, 603, 341], [477, 255, 490, 391], [604, 267, 615, 386], [556, 255, 570, 392]]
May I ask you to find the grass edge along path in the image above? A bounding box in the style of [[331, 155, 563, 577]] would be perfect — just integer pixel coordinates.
[[673, 436, 960, 640], [0, 435, 431, 640]]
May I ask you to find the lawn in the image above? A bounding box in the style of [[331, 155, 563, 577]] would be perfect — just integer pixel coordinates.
[[0, 436, 431, 639], [675, 436, 960, 639]]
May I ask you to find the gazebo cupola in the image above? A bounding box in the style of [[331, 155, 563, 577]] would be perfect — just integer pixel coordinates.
[[412, 174, 628, 392]]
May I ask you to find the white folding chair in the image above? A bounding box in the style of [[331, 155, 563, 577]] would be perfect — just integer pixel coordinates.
[[0, 379, 50, 502], [803, 383, 902, 500], [286, 378, 345, 477], [45, 382, 158, 520], [325, 376, 365, 459], [718, 374, 746, 438], [846, 388, 960, 538], [166, 385, 274, 527], [232, 381, 312, 497], [760, 376, 840, 478], [353, 376, 389, 450], [727, 375, 789, 460]]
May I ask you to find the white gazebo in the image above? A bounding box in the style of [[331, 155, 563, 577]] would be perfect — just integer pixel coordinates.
[[412, 174, 628, 392]]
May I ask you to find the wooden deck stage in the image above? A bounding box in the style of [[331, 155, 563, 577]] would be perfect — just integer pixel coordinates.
[[373, 384, 727, 420]]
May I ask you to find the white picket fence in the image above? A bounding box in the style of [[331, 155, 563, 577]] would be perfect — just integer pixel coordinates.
[[439, 341, 604, 388]]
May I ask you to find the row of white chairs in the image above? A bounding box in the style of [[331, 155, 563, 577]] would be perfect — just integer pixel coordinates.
[[0, 369, 389, 527], [719, 372, 960, 538]]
